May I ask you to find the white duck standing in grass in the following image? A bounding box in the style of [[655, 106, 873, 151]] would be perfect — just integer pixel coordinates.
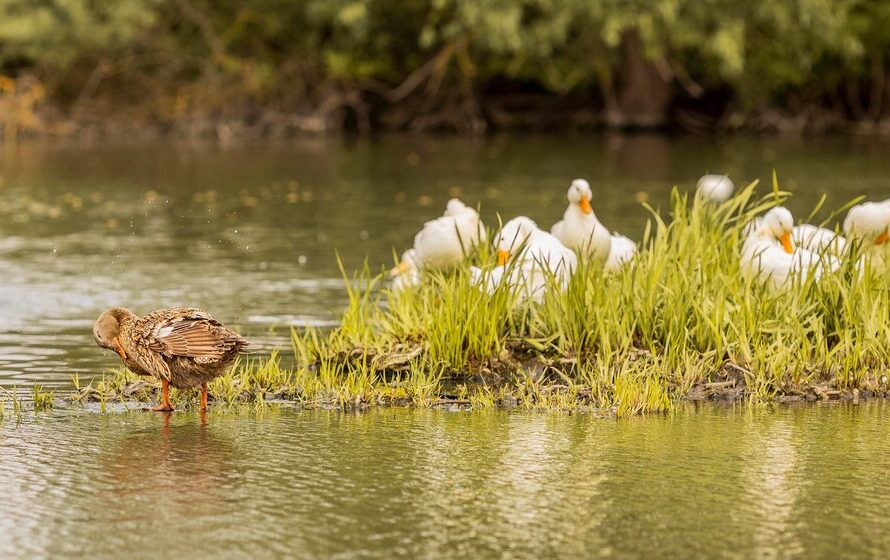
[[843, 200, 890, 271], [742, 207, 839, 288], [472, 216, 576, 300], [390, 198, 486, 287], [696, 174, 735, 203], [551, 179, 612, 263]]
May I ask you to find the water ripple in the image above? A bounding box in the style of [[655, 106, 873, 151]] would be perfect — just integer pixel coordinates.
[[2, 405, 890, 559]]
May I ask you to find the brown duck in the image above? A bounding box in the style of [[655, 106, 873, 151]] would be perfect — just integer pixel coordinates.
[[93, 307, 248, 411]]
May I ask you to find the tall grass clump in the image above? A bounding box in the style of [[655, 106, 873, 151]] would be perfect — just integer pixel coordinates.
[[292, 177, 890, 413]]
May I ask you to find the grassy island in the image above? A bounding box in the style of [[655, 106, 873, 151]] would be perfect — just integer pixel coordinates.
[[69, 180, 890, 415]]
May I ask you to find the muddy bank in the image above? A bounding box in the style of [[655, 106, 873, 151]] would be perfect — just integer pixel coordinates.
[[58, 342, 890, 416]]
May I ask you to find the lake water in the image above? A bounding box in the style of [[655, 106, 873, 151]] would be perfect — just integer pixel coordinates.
[[2, 135, 890, 559], [3, 403, 890, 559]]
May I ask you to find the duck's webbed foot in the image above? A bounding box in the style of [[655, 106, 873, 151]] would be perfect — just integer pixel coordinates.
[[148, 403, 175, 412], [145, 378, 174, 412]]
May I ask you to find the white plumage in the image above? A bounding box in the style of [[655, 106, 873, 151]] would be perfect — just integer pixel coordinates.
[[696, 174, 735, 203], [604, 233, 637, 272], [474, 216, 576, 301], [741, 207, 839, 288], [551, 179, 612, 263], [390, 198, 486, 288], [792, 223, 847, 255], [843, 200, 890, 271], [413, 198, 486, 269], [390, 249, 421, 291]]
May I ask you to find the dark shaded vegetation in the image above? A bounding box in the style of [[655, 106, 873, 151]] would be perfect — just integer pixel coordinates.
[[3, 0, 890, 138]]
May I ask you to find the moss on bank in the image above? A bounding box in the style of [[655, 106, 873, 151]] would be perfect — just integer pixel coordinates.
[[57, 179, 890, 416]]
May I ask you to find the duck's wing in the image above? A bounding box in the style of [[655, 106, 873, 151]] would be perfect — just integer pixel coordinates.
[[414, 216, 468, 266], [141, 308, 247, 362], [413, 216, 451, 249], [794, 225, 847, 255], [453, 212, 485, 250]]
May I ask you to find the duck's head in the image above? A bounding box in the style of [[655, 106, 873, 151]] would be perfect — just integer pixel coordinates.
[[496, 216, 537, 265], [763, 207, 795, 254], [390, 249, 419, 277], [567, 179, 593, 215], [696, 174, 734, 203], [843, 202, 890, 246], [444, 198, 469, 217], [94, 307, 135, 360]]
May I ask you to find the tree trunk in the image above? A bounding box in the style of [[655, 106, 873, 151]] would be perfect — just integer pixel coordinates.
[[605, 31, 672, 128]]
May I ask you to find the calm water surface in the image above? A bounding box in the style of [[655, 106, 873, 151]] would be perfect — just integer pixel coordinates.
[[2, 404, 890, 559], [2, 134, 890, 388]]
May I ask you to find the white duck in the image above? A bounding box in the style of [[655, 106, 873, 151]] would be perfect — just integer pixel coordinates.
[[843, 200, 890, 271], [696, 174, 735, 203], [389, 249, 421, 290], [742, 207, 839, 288], [391, 198, 486, 284], [551, 179, 612, 262], [604, 233, 637, 272], [473, 217, 576, 301]]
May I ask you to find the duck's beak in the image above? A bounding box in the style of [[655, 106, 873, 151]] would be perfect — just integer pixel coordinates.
[[113, 337, 127, 360], [497, 249, 510, 266], [579, 196, 593, 215], [876, 230, 889, 245], [780, 232, 794, 254], [390, 259, 411, 277]]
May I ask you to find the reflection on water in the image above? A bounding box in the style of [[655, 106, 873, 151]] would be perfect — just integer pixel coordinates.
[[2, 404, 890, 558], [2, 135, 890, 388], [741, 416, 803, 556]]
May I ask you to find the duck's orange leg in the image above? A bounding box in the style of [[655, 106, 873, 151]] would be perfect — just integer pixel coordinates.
[[200, 383, 208, 412], [149, 379, 174, 412]]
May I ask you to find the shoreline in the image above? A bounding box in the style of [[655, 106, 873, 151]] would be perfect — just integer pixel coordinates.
[[0, 371, 878, 419], [8, 102, 890, 144], [44, 349, 884, 418]]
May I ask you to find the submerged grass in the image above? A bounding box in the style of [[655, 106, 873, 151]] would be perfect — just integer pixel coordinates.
[[0, 386, 24, 421], [70, 179, 890, 415], [32, 385, 54, 411]]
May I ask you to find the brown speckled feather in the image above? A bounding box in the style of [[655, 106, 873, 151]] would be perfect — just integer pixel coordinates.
[[116, 307, 248, 388], [141, 307, 245, 362]]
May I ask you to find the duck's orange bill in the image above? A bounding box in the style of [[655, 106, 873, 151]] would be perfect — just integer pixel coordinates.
[[876, 231, 889, 245], [780, 232, 794, 254], [390, 259, 411, 276], [497, 249, 510, 266], [580, 196, 593, 215], [113, 337, 127, 360]]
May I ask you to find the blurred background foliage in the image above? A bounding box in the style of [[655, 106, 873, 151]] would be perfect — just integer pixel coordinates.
[[2, 0, 890, 136]]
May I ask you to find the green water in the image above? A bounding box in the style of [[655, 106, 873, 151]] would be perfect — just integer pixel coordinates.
[[2, 134, 890, 558], [2, 404, 890, 559]]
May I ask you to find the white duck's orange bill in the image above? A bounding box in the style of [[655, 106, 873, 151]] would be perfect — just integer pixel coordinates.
[[780, 232, 794, 254]]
